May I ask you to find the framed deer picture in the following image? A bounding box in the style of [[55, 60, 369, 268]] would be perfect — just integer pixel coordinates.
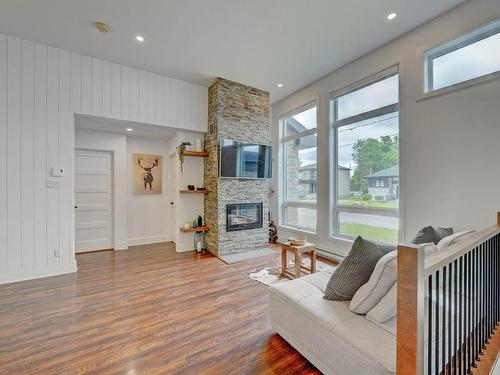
[[133, 153, 162, 194]]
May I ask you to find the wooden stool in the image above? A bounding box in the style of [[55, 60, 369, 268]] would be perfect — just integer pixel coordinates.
[[281, 242, 317, 279]]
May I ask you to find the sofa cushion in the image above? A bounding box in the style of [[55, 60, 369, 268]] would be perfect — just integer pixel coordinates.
[[350, 251, 397, 314], [269, 278, 323, 304], [301, 268, 335, 293], [333, 315, 396, 373], [324, 236, 395, 301], [366, 282, 397, 324], [297, 295, 355, 332], [368, 316, 396, 336], [269, 271, 355, 332], [411, 226, 453, 245]]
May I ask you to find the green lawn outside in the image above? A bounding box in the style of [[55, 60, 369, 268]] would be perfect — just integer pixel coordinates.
[[339, 223, 398, 244], [338, 197, 399, 209]]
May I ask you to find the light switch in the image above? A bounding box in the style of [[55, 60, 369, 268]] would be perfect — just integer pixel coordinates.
[[51, 167, 64, 177]]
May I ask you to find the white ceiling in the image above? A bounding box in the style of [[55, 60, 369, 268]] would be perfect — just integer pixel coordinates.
[[0, 0, 465, 103], [75, 114, 180, 141]]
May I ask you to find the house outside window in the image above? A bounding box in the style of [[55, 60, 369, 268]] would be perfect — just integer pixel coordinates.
[[330, 68, 400, 244], [280, 104, 318, 232]]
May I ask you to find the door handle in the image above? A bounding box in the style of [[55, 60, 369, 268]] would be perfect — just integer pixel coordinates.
[[170, 202, 174, 205], [74, 205, 78, 209]]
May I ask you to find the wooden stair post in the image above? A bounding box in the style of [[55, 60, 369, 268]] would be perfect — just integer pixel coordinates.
[[397, 243, 425, 375]]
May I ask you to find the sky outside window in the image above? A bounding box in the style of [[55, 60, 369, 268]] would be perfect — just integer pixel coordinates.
[[432, 32, 500, 90]]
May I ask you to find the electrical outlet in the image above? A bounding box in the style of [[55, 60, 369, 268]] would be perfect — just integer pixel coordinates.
[[53, 248, 62, 257]]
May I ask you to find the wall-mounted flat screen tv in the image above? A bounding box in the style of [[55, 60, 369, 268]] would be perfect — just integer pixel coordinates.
[[220, 139, 272, 179]]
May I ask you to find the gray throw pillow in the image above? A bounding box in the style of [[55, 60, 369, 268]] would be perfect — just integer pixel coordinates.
[[411, 226, 453, 245], [434, 227, 454, 243], [324, 236, 396, 301]]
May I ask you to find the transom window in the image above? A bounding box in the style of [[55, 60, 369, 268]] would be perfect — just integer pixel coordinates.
[[279, 104, 318, 233], [330, 69, 400, 244], [425, 19, 500, 92]]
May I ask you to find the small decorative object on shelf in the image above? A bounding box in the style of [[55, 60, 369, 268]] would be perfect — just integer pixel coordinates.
[[197, 215, 203, 227], [187, 184, 195, 191], [184, 222, 191, 229], [288, 235, 307, 246], [195, 139, 203, 152], [269, 219, 278, 243], [192, 219, 198, 228], [176, 141, 191, 174], [269, 212, 278, 243]]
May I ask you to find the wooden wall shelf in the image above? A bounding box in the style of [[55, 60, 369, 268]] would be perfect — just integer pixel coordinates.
[[182, 151, 209, 157], [179, 190, 208, 194], [179, 226, 209, 233]]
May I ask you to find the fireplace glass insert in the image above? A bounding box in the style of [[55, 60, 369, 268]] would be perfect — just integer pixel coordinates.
[[226, 203, 263, 231]]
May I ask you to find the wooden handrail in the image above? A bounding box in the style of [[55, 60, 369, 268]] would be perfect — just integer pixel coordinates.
[[425, 224, 500, 275], [397, 211, 500, 375]]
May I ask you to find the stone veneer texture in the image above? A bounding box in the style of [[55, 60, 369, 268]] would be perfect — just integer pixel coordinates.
[[204, 78, 271, 256]]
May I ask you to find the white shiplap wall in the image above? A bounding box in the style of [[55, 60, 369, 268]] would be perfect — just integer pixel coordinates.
[[0, 32, 208, 284]]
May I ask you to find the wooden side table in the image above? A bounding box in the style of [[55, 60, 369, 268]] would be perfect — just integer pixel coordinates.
[[281, 242, 317, 279]]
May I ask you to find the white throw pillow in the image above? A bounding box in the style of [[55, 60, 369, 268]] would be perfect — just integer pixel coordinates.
[[437, 230, 476, 252], [366, 281, 397, 324], [350, 250, 397, 314], [421, 242, 438, 257]]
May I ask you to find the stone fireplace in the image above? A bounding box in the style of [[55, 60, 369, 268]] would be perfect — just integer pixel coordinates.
[[204, 78, 271, 256]]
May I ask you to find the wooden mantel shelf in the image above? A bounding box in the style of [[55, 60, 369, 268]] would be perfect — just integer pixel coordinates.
[[179, 226, 209, 233], [179, 189, 208, 194], [182, 151, 209, 157]]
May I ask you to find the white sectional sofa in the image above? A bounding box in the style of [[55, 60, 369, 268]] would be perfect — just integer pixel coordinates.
[[268, 270, 396, 375]]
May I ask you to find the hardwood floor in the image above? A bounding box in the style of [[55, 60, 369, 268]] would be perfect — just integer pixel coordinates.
[[0, 243, 323, 375]]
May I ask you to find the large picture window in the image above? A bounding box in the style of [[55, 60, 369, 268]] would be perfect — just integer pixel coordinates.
[[280, 105, 317, 232], [331, 71, 399, 243]]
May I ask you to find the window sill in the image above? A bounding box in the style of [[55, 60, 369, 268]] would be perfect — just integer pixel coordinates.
[[418, 71, 500, 102], [329, 233, 397, 247], [328, 234, 355, 245], [277, 225, 317, 237]]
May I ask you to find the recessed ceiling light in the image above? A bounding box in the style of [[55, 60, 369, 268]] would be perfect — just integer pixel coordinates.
[[95, 21, 110, 33], [386, 12, 397, 21], [277, 83, 284, 88], [135, 35, 145, 42], [126, 128, 133, 132]]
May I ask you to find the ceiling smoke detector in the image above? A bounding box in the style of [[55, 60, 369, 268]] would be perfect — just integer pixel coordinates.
[[95, 21, 110, 33]]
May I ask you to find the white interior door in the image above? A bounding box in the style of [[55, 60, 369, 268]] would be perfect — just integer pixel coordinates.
[[75, 150, 113, 253]]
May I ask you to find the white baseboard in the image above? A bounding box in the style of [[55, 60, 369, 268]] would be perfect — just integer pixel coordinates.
[[115, 241, 129, 250], [127, 235, 172, 246], [0, 262, 78, 285], [175, 241, 195, 252]]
